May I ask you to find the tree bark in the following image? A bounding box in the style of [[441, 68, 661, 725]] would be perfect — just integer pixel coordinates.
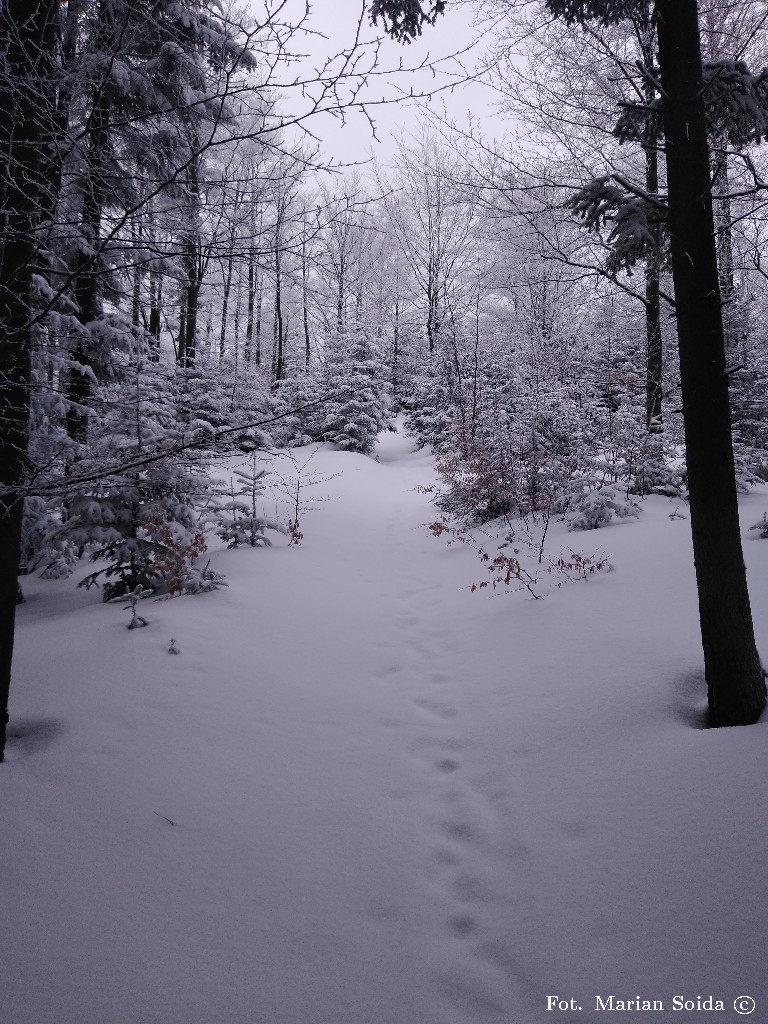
[[392, 297, 400, 399], [712, 138, 738, 355], [302, 234, 311, 368], [0, 0, 61, 763], [637, 14, 664, 431], [336, 253, 346, 335], [67, 0, 115, 443], [181, 278, 200, 368], [642, 106, 662, 430], [131, 222, 142, 330], [245, 247, 255, 363], [148, 270, 161, 361], [220, 251, 234, 359], [273, 232, 284, 383], [656, 0, 765, 726]]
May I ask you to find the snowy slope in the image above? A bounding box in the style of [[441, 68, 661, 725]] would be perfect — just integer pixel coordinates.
[[2, 429, 768, 1024]]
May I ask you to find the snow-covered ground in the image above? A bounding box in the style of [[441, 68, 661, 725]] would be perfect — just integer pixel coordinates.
[[3, 428, 768, 1024]]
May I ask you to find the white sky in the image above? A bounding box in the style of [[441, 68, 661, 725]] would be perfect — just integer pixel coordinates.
[[258, 0, 497, 171]]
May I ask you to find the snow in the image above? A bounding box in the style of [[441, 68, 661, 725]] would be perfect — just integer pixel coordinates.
[[3, 427, 768, 1024]]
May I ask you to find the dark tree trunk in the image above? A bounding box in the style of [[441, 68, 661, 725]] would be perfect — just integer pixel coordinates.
[[426, 256, 437, 354], [644, 244, 663, 430], [176, 286, 187, 366], [274, 242, 284, 383], [220, 252, 234, 359], [148, 271, 161, 361], [67, 2, 114, 443], [36, 0, 79, 234], [245, 247, 255, 363], [643, 116, 663, 430], [392, 297, 400, 398], [336, 244, 346, 337], [0, 0, 61, 763], [177, 151, 202, 369], [182, 279, 200, 368], [656, 0, 765, 726], [145, 203, 161, 360], [639, 18, 664, 431], [712, 139, 737, 354], [302, 235, 311, 368], [131, 222, 142, 330], [232, 277, 242, 366], [255, 275, 262, 367]]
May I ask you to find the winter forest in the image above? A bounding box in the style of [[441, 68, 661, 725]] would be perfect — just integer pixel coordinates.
[[4, 1, 768, 1022]]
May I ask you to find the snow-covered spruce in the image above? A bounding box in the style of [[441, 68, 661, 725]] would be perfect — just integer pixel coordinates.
[[213, 454, 287, 549]]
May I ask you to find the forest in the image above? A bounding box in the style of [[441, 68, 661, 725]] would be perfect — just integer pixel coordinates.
[[4, 2, 768, 1022], [0, 0, 765, 730], [4, 0, 768, 744]]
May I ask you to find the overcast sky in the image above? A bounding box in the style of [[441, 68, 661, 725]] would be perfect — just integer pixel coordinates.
[[260, 0, 496, 171]]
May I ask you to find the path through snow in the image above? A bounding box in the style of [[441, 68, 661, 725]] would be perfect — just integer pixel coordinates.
[[3, 428, 768, 1023]]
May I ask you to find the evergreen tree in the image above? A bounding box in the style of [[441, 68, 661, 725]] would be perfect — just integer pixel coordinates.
[[215, 454, 286, 549], [322, 328, 391, 455]]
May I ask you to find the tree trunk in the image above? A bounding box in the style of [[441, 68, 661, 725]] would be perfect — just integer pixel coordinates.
[[337, 252, 346, 335], [176, 285, 187, 366], [644, 239, 663, 431], [637, 17, 664, 431], [302, 235, 311, 368], [177, 149, 202, 369], [148, 270, 161, 361], [712, 141, 734, 302], [220, 251, 234, 359], [245, 247, 255, 363], [35, 0, 79, 237], [274, 242, 284, 383], [0, 0, 60, 763], [392, 297, 400, 399], [182, 279, 200, 368], [643, 116, 663, 430], [67, 1, 115, 443], [712, 138, 738, 354], [233, 276, 242, 362], [656, 0, 765, 726], [426, 255, 437, 354], [255, 274, 263, 367]]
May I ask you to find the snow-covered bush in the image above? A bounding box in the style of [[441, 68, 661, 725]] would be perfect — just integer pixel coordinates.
[[401, 360, 455, 452], [177, 561, 228, 595], [321, 328, 391, 455], [76, 494, 213, 601], [556, 477, 640, 531], [271, 371, 329, 447], [20, 497, 80, 579], [214, 455, 286, 548], [25, 354, 280, 597]]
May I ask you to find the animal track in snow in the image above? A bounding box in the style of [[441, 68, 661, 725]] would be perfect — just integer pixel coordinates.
[[413, 696, 458, 720], [443, 820, 478, 843], [374, 664, 403, 679], [408, 735, 463, 757], [452, 872, 489, 902], [429, 670, 452, 684], [395, 614, 422, 630], [448, 914, 477, 938], [379, 716, 402, 729]]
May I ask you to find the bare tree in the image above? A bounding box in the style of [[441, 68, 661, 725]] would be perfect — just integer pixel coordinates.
[[541, 0, 767, 725], [380, 132, 477, 355]]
